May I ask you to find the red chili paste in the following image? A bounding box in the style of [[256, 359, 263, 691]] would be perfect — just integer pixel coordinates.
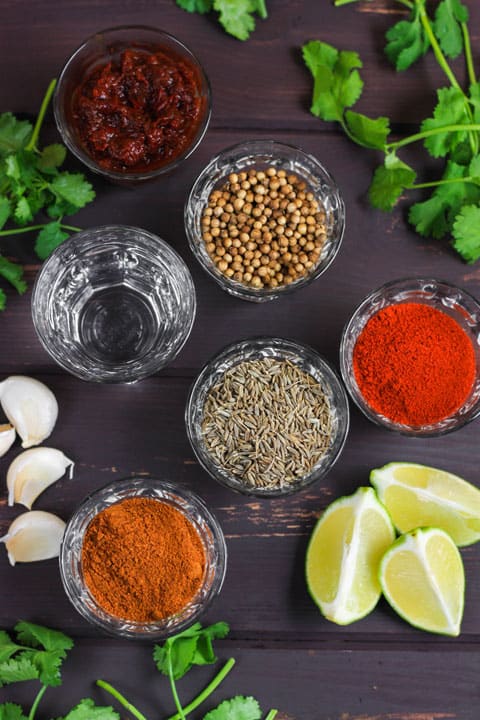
[[71, 46, 205, 174]]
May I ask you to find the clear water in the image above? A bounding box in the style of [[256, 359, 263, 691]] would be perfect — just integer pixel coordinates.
[[78, 286, 161, 364]]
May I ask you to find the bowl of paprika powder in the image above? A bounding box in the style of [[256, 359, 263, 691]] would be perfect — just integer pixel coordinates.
[[340, 277, 480, 436], [54, 26, 211, 182], [59, 477, 227, 639]]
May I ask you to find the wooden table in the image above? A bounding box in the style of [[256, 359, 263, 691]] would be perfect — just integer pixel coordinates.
[[1, 1, 480, 718]]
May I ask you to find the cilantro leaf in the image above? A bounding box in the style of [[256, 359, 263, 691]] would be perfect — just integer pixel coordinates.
[[175, 0, 213, 12], [38, 144, 67, 172], [0, 703, 28, 720], [0, 655, 39, 686], [0, 114, 32, 158], [302, 41, 363, 122], [0, 256, 27, 294], [49, 173, 95, 210], [0, 290, 5, 311], [213, 0, 266, 41], [452, 204, 480, 262], [203, 696, 262, 720], [55, 698, 120, 720], [385, 2, 429, 71], [421, 87, 470, 158], [0, 197, 11, 230], [344, 110, 390, 149], [408, 195, 449, 239], [368, 155, 416, 210], [434, 0, 469, 59], [153, 622, 229, 680], [34, 221, 69, 260], [14, 197, 33, 225], [0, 633, 23, 665]]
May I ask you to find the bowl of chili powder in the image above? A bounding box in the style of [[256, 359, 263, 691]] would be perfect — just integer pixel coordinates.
[[340, 277, 480, 437], [54, 26, 211, 182], [60, 477, 226, 639]]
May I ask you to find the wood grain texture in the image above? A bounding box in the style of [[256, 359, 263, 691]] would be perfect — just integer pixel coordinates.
[[1, 1, 480, 718]]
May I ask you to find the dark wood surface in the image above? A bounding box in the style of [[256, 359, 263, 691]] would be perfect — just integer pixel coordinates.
[[1, 1, 480, 718]]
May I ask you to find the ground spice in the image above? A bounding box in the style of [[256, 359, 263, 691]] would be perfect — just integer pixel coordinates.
[[352, 302, 476, 426], [82, 497, 206, 622]]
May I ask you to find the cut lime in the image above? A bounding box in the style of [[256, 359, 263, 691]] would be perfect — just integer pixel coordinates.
[[305, 486, 395, 625], [379, 527, 464, 636], [371, 462, 480, 547]]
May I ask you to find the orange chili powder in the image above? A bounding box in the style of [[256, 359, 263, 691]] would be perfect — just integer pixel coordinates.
[[352, 302, 476, 426], [82, 497, 206, 622]]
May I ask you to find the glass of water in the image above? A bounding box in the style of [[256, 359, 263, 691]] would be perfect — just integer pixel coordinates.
[[32, 226, 196, 383]]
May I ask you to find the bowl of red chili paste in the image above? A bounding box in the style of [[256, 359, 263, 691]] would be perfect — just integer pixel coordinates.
[[54, 26, 211, 182], [60, 477, 227, 639], [340, 278, 480, 437]]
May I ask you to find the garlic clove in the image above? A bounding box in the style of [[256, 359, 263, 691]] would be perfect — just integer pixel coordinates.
[[0, 510, 66, 566], [0, 375, 58, 449], [7, 447, 74, 509], [0, 423, 15, 458]]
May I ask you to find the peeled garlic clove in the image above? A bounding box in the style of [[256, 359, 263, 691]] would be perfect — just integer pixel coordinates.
[[0, 510, 66, 565], [0, 375, 58, 449], [7, 447, 74, 508], [0, 423, 15, 458]]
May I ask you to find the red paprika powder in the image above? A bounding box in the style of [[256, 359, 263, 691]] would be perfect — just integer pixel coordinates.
[[352, 302, 476, 426], [82, 497, 206, 622]]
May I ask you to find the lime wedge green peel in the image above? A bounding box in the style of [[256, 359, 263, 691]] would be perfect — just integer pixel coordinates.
[[371, 462, 480, 547], [306, 486, 395, 625], [379, 527, 465, 637]]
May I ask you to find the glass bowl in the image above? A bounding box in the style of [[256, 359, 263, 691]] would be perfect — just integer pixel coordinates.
[[31, 225, 196, 383], [184, 140, 345, 302], [54, 25, 211, 183], [185, 337, 350, 497], [60, 477, 227, 639], [340, 277, 480, 437]]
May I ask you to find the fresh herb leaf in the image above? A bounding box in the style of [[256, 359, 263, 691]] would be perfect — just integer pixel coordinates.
[[421, 87, 470, 158], [55, 699, 120, 720], [0, 115, 32, 157], [434, 0, 469, 59], [368, 155, 416, 211], [203, 696, 262, 720], [0, 703, 28, 720], [302, 40, 363, 122], [213, 0, 265, 41], [38, 144, 67, 172], [49, 173, 95, 210], [344, 110, 390, 149], [175, 0, 213, 12], [0, 198, 10, 230], [0, 290, 5, 311], [385, 2, 429, 72], [35, 221, 69, 260], [0, 256, 27, 295], [0, 655, 39, 686], [452, 204, 480, 262], [154, 622, 229, 680]]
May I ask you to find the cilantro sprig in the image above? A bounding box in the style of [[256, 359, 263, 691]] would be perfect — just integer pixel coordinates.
[[303, 0, 480, 262], [174, 0, 267, 41], [0, 79, 95, 308]]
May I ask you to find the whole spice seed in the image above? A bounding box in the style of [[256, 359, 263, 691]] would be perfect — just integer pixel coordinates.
[[82, 497, 206, 622], [201, 167, 327, 289], [201, 358, 333, 489]]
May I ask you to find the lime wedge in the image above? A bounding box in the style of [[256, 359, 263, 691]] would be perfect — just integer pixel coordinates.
[[306, 486, 395, 625], [371, 462, 480, 547], [379, 527, 464, 636]]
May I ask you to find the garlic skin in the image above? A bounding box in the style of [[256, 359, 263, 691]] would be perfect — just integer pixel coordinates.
[[0, 424, 15, 458], [0, 376, 58, 448], [7, 447, 74, 509], [0, 510, 66, 565]]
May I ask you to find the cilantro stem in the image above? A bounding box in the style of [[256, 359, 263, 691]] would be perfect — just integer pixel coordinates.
[[386, 123, 480, 150], [416, 2, 460, 90], [25, 79, 57, 153], [96, 679, 148, 720], [462, 22, 477, 87], [28, 684, 47, 720], [165, 658, 236, 720], [265, 711, 278, 720], [168, 650, 186, 720], [409, 175, 478, 190], [0, 222, 81, 237]]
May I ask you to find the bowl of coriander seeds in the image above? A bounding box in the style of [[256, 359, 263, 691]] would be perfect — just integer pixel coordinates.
[[184, 140, 345, 302], [185, 337, 350, 496]]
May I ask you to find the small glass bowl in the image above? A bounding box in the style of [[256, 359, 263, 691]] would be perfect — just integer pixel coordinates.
[[185, 337, 350, 497], [185, 140, 345, 302], [54, 25, 211, 183], [31, 225, 196, 383], [60, 477, 227, 640], [340, 277, 480, 437]]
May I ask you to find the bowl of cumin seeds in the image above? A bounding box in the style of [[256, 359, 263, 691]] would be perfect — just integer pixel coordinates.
[[185, 337, 350, 497]]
